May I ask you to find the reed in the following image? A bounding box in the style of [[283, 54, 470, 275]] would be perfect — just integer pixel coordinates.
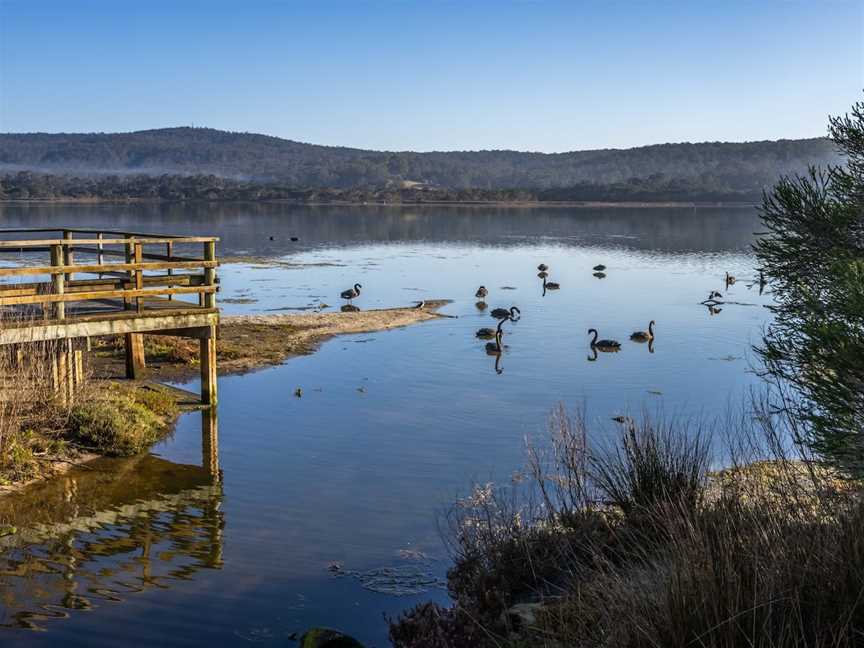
[[390, 404, 864, 648]]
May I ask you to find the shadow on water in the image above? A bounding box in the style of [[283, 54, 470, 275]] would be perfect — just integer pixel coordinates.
[[0, 410, 221, 631]]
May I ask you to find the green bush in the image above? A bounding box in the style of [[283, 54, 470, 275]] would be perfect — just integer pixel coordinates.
[[68, 385, 178, 456]]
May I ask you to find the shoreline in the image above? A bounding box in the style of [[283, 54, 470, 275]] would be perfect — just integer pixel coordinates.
[[0, 302, 453, 497], [100, 299, 454, 380], [0, 198, 758, 209]]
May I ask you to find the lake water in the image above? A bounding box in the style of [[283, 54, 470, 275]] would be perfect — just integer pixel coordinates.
[[0, 203, 772, 646]]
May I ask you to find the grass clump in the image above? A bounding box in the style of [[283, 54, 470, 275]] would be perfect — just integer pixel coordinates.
[[68, 383, 179, 457], [390, 405, 864, 648]]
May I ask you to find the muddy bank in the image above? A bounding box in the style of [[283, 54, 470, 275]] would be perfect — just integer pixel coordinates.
[[94, 300, 453, 379]]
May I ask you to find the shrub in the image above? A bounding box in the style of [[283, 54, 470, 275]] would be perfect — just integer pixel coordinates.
[[68, 384, 178, 456], [390, 405, 864, 648]]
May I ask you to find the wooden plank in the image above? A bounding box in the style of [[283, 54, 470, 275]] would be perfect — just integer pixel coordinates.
[[0, 305, 216, 329], [0, 237, 218, 248], [0, 260, 217, 277], [0, 285, 217, 306], [0, 275, 198, 300], [0, 311, 218, 345], [146, 326, 212, 339]]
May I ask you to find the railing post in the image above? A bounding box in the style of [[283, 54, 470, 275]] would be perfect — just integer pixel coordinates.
[[166, 241, 174, 301], [50, 243, 65, 320], [97, 232, 104, 278], [62, 230, 74, 283], [124, 234, 133, 310], [134, 242, 143, 313], [203, 240, 216, 309]]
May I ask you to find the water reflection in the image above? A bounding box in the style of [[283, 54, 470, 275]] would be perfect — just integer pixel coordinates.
[[0, 203, 762, 256], [0, 411, 222, 631]]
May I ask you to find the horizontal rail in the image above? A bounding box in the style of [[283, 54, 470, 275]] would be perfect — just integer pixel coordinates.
[[0, 227, 193, 238], [0, 260, 218, 277], [0, 285, 217, 306], [0, 237, 218, 248], [69, 246, 202, 262], [0, 274, 200, 294]]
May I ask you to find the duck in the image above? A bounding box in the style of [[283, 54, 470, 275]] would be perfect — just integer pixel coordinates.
[[725, 272, 737, 285], [537, 263, 549, 272], [475, 286, 489, 299], [709, 290, 723, 300], [537, 271, 549, 279], [340, 283, 362, 304], [593, 264, 606, 272], [491, 306, 520, 320], [630, 320, 655, 342], [588, 328, 621, 351]]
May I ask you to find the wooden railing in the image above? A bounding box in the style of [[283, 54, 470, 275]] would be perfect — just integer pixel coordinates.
[[0, 228, 219, 322]]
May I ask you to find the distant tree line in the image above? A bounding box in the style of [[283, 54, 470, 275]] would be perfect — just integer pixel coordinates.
[[0, 170, 763, 203], [0, 127, 841, 194]]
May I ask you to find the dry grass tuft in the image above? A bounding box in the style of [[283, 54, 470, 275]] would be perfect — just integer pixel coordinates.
[[390, 405, 864, 648]]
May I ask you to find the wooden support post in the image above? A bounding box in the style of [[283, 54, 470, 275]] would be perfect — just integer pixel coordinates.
[[50, 244, 65, 320], [200, 325, 217, 405], [56, 344, 69, 406], [125, 332, 145, 379], [65, 339, 75, 403], [74, 348, 84, 387], [203, 240, 216, 309]]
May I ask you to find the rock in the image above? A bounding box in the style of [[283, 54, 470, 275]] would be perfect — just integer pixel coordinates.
[[502, 602, 544, 631], [299, 627, 364, 648]]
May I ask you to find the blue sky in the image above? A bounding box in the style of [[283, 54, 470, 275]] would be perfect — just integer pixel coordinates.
[[0, 0, 861, 152]]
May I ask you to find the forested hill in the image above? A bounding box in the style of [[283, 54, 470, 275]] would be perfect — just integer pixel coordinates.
[[0, 128, 841, 195]]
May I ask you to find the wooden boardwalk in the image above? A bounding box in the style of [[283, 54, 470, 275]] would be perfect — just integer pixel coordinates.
[[0, 227, 220, 405]]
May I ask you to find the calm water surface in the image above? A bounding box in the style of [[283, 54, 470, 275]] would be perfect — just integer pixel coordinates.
[[0, 204, 772, 646]]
